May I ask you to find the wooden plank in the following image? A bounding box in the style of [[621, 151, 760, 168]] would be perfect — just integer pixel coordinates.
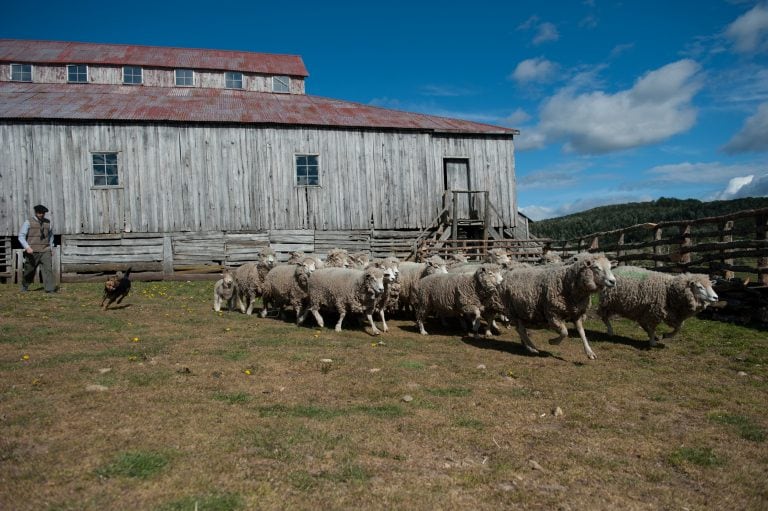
[[61, 262, 163, 273]]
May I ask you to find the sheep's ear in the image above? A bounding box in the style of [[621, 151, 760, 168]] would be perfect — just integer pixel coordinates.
[[610, 260, 618, 268]]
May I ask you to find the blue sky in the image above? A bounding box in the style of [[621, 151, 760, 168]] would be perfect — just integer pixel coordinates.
[[5, 0, 768, 220]]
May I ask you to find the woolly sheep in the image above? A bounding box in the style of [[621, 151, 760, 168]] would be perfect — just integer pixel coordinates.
[[287, 251, 324, 268], [349, 251, 371, 269], [597, 266, 718, 346], [500, 252, 616, 360], [324, 248, 351, 268], [260, 257, 317, 322], [233, 247, 277, 315], [415, 264, 505, 336], [302, 266, 386, 335], [213, 268, 235, 312], [397, 255, 448, 312], [369, 257, 400, 332]]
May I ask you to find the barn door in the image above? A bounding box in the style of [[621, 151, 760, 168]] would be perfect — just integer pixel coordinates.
[[443, 158, 474, 220]]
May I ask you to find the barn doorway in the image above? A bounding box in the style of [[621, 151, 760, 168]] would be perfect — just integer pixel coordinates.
[[443, 158, 476, 219]]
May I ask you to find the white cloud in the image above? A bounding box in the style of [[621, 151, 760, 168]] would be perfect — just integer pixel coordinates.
[[533, 22, 559, 45], [509, 57, 557, 83], [518, 205, 555, 221], [712, 173, 768, 199], [537, 59, 702, 154], [504, 108, 531, 125], [725, 2, 768, 53], [723, 102, 768, 153], [419, 84, 475, 97], [513, 127, 547, 151], [648, 161, 766, 183]]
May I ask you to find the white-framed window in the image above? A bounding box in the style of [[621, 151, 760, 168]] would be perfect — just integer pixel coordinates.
[[175, 69, 194, 86], [92, 152, 120, 187], [296, 154, 319, 186], [10, 63, 32, 82], [272, 75, 290, 93], [123, 66, 143, 85], [67, 64, 88, 83], [225, 71, 243, 89]]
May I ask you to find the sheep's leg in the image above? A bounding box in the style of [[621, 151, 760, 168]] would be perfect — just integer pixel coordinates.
[[245, 296, 255, 316], [469, 309, 482, 338], [662, 322, 682, 340], [416, 310, 429, 335], [367, 313, 382, 336], [214, 296, 221, 312], [574, 317, 597, 360], [334, 311, 346, 332], [378, 309, 389, 333], [259, 300, 269, 318], [515, 322, 540, 354], [236, 292, 247, 314], [547, 318, 569, 345], [601, 315, 614, 336], [310, 309, 325, 328], [639, 323, 661, 347]]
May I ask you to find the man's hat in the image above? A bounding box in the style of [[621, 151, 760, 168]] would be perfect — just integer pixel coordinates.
[[33, 205, 48, 214]]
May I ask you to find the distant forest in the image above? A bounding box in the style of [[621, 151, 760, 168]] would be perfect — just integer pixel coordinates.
[[529, 197, 768, 241]]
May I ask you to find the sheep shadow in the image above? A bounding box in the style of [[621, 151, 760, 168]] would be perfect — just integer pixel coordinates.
[[585, 329, 652, 351], [461, 336, 566, 361], [102, 303, 132, 311]]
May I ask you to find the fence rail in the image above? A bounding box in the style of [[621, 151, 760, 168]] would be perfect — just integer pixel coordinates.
[[544, 207, 768, 283]]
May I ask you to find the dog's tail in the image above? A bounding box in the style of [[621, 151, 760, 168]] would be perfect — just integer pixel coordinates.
[[124, 267, 132, 279]]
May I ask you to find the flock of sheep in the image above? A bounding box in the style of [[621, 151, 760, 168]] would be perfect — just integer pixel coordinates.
[[213, 247, 719, 360]]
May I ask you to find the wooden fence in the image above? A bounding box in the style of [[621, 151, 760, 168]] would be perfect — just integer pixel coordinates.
[[544, 207, 768, 284]]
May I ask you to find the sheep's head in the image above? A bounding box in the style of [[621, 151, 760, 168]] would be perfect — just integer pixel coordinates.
[[287, 251, 305, 264], [426, 255, 448, 275], [363, 267, 386, 296], [487, 248, 511, 267], [221, 269, 234, 289], [474, 264, 504, 293], [259, 248, 277, 269], [326, 249, 350, 268], [295, 258, 316, 287], [685, 275, 719, 310], [575, 253, 616, 291]]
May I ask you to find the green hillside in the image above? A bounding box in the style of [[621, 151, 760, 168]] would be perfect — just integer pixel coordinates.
[[529, 197, 768, 240]]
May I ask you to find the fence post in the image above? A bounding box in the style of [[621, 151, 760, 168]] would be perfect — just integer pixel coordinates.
[[452, 191, 458, 244], [617, 233, 625, 265], [590, 236, 599, 252], [654, 227, 663, 268], [720, 220, 734, 280], [757, 215, 768, 285], [679, 224, 692, 270]]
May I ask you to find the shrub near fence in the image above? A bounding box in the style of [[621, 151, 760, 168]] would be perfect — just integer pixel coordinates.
[[546, 207, 768, 282]]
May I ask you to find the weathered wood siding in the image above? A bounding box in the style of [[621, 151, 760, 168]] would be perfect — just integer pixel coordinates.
[[0, 122, 515, 236], [0, 64, 305, 94]]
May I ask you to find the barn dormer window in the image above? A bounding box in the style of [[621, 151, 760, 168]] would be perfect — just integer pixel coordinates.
[[272, 75, 290, 93], [10, 64, 32, 82], [225, 71, 243, 89], [123, 66, 143, 85], [295, 154, 319, 186], [92, 152, 119, 187], [67, 64, 88, 83], [175, 69, 194, 86]]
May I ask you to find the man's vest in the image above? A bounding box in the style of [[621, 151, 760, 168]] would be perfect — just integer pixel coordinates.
[[26, 215, 51, 253]]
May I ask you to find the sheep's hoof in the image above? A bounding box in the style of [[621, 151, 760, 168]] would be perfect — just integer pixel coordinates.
[[586, 351, 597, 360], [525, 346, 540, 354], [371, 329, 381, 336]]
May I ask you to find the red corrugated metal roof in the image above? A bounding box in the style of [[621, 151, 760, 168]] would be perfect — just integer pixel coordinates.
[[0, 82, 517, 135], [0, 39, 309, 77]]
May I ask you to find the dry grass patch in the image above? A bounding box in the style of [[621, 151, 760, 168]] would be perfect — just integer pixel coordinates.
[[0, 281, 767, 510]]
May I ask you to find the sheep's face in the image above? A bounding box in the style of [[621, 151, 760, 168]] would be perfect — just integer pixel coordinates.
[[475, 265, 504, 291], [364, 270, 386, 296], [489, 249, 511, 267], [426, 257, 448, 275], [382, 266, 397, 283], [580, 256, 616, 291], [689, 278, 719, 307], [221, 271, 234, 289]]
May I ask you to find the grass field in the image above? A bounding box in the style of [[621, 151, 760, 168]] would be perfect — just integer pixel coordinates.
[[1, 280, 767, 510]]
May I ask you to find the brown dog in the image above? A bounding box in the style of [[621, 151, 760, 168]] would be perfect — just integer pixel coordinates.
[[102, 267, 132, 310]]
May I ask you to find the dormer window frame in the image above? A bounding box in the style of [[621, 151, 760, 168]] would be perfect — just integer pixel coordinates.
[[122, 65, 143, 85], [175, 68, 195, 87], [10, 63, 32, 82], [225, 71, 243, 90], [67, 64, 88, 83], [272, 75, 290, 94]]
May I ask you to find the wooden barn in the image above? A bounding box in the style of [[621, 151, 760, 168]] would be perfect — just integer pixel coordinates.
[[0, 39, 523, 281]]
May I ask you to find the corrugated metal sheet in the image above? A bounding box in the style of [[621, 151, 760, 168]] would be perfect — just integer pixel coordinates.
[[0, 39, 309, 77], [0, 82, 517, 135]]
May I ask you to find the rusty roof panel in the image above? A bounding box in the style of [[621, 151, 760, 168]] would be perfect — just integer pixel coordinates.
[[0, 82, 516, 135], [0, 39, 309, 77]]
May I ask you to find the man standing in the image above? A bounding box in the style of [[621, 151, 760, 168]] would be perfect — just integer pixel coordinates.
[[18, 204, 56, 293]]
